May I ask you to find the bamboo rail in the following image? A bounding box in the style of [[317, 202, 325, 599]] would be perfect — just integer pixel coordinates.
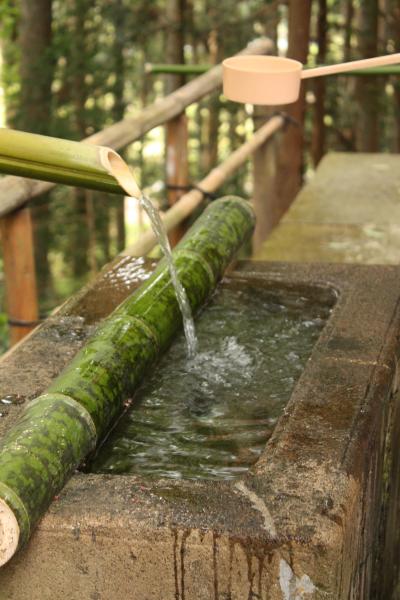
[[146, 63, 400, 77], [123, 115, 284, 257], [0, 38, 272, 218], [146, 63, 210, 75]]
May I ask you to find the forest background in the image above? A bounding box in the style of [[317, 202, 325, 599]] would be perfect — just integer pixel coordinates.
[[0, 0, 399, 350]]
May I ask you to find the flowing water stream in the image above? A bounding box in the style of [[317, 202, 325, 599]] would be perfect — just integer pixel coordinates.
[[139, 195, 197, 357], [102, 152, 198, 357]]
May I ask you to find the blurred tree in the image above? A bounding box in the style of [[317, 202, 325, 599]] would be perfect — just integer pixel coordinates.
[[16, 0, 54, 299], [355, 0, 381, 151], [110, 0, 127, 253], [311, 0, 327, 166], [275, 0, 312, 216], [388, 0, 400, 152]]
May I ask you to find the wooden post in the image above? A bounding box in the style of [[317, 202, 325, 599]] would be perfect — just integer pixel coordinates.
[[252, 109, 280, 253], [166, 112, 189, 246], [0, 208, 39, 345], [275, 0, 312, 213]]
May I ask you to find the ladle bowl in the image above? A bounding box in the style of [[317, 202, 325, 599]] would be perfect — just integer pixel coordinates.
[[223, 55, 303, 105]]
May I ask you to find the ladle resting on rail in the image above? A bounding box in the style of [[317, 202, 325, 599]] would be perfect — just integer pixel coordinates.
[[222, 52, 400, 105]]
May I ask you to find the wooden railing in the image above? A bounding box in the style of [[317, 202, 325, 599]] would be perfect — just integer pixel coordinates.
[[0, 38, 283, 346]]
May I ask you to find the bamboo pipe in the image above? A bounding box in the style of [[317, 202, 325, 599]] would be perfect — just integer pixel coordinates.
[[0, 196, 254, 566], [0, 37, 273, 217], [0, 129, 141, 198], [123, 114, 285, 257]]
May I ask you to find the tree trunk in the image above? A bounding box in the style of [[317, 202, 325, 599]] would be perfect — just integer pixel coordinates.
[[355, 0, 381, 152], [72, 189, 90, 280], [389, 0, 400, 152], [165, 0, 186, 95], [17, 0, 53, 134], [165, 0, 188, 246], [206, 28, 222, 171], [71, 0, 90, 277], [275, 0, 312, 218], [17, 0, 54, 303], [311, 0, 327, 167], [111, 0, 126, 253], [343, 0, 354, 62], [251, 3, 279, 252]]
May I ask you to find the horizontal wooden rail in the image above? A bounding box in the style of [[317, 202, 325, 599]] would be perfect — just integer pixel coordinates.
[[0, 38, 272, 218], [123, 115, 284, 257]]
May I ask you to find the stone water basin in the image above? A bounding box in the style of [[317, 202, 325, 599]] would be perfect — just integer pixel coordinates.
[[0, 258, 400, 599], [90, 281, 331, 481]]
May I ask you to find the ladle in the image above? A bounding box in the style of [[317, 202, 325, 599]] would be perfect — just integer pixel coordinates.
[[223, 53, 400, 105]]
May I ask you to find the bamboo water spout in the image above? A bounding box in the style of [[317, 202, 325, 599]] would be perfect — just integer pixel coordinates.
[[223, 53, 400, 105], [0, 196, 255, 566], [0, 129, 141, 198]]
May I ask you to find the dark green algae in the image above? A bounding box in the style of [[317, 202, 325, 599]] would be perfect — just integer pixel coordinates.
[[0, 196, 255, 551]]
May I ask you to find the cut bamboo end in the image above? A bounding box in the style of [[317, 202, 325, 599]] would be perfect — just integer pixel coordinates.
[[0, 498, 19, 567], [98, 147, 141, 199]]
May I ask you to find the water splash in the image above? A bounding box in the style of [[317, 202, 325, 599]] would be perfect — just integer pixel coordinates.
[[140, 194, 197, 357], [90, 285, 332, 480]]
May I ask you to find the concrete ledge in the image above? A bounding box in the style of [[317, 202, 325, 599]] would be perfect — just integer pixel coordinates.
[[255, 152, 400, 264]]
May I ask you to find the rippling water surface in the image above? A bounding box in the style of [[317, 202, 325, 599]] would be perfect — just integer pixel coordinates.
[[90, 283, 331, 480]]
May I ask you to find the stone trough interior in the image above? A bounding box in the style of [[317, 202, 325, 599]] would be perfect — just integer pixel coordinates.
[[0, 256, 400, 599]]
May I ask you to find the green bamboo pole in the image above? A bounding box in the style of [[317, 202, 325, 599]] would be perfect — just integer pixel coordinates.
[[0, 129, 140, 197], [0, 196, 254, 566], [145, 63, 211, 75], [147, 63, 400, 77], [336, 65, 400, 76]]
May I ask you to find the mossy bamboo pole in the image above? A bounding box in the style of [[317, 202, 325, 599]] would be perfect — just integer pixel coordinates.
[[0, 37, 273, 217], [123, 115, 284, 257], [0, 195, 255, 566], [0, 129, 141, 198]]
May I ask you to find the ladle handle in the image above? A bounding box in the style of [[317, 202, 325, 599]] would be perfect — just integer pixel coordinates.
[[301, 53, 400, 79]]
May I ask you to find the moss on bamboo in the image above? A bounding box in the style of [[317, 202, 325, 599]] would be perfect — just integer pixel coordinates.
[[0, 196, 254, 564]]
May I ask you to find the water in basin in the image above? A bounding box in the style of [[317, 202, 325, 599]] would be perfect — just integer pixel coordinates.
[[90, 282, 331, 480]]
